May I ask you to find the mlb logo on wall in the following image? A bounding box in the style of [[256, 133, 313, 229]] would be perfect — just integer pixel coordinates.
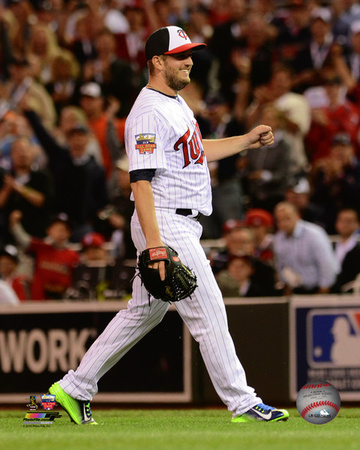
[[307, 309, 360, 367], [135, 134, 156, 154], [41, 394, 56, 410], [290, 299, 360, 401]]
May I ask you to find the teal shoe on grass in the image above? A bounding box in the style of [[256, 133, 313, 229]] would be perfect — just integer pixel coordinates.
[[49, 382, 97, 425], [232, 403, 289, 423]]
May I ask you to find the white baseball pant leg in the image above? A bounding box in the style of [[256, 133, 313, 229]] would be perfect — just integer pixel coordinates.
[[59, 210, 261, 417], [154, 212, 262, 416]]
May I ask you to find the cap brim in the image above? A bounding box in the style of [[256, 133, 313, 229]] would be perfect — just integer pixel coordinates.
[[164, 43, 206, 55]]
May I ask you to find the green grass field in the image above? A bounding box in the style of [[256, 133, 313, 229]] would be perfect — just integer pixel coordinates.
[[1, 408, 360, 450]]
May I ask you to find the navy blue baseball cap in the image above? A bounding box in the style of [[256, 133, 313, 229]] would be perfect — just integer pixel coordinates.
[[145, 26, 206, 60]]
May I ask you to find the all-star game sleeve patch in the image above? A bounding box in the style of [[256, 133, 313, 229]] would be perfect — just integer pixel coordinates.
[[135, 133, 156, 154]]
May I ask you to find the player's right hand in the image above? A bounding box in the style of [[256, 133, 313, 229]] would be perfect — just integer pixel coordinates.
[[246, 125, 274, 149]]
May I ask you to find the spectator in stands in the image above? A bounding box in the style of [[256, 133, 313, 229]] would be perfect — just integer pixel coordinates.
[[211, 219, 251, 274], [9, 210, 80, 300], [212, 9, 275, 106], [244, 208, 274, 264], [83, 28, 134, 117], [293, 7, 335, 92], [331, 0, 360, 43], [246, 63, 311, 177], [71, 229, 125, 301], [96, 156, 135, 261], [305, 73, 360, 162], [0, 279, 20, 304], [234, 11, 275, 90], [183, 6, 213, 96], [69, 11, 98, 65], [2, 56, 56, 130], [206, 0, 230, 26], [285, 176, 325, 228], [45, 52, 79, 116], [0, 243, 29, 300], [310, 132, 360, 234], [331, 208, 360, 293], [114, 3, 148, 88], [21, 101, 109, 241], [5, 0, 32, 58], [0, 111, 18, 172], [242, 103, 292, 212], [332, 20, 360, 110], [216, 254, 264, 297], [271, 0, 311, 63], [211, 220, 277, 296], [103, 0, 130, 35], [0, 136, 55, 241], [0, 110, 42, 172], [52, 105, 102, 166], [80, 231, 109, 264], [0, 9, 15, 82], [273, 201, 338, 294], [78, 82, 125, 180], [35, 0, 58, 29], [26, 23, 68, 85], [209, 0, 248, 102], [69, 227, 132, 301]]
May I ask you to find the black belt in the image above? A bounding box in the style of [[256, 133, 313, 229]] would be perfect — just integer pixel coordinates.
[[175, 208, 202, 220]]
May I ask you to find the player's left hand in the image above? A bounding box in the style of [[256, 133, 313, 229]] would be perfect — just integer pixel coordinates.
[[246, 125, 274, 149]]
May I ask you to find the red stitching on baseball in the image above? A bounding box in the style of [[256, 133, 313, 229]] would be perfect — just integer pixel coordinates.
[[301, 383, 332, 389], [301, 401, 339, 418]]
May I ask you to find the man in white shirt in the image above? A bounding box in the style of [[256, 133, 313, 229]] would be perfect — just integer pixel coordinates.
[[332, 208, 360, 292], [274, 202, 338, 294]]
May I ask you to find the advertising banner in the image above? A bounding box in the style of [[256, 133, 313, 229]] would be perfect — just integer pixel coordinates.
[[289, 295, 360, 401], [0, 302, 192, 403]]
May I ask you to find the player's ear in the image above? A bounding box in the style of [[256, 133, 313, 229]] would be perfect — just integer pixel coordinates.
[[152, 55, 165, 70]]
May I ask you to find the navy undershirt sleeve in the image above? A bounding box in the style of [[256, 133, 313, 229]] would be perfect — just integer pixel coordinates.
[[130, 169, 156, 183]]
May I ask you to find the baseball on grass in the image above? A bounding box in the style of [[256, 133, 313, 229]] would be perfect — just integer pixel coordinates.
[[296, 381, 341, 425]]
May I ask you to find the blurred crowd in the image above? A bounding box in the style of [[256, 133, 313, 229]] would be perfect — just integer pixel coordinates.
[[1, 0, 360, 302]]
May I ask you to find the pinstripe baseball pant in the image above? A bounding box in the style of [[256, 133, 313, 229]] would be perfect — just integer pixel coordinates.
[[59, 210, 261, 417]]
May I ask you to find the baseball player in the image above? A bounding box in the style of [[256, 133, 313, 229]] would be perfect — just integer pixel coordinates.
[[49, 26, 289, 424]]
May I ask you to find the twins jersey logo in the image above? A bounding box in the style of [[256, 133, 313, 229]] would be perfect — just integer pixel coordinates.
[[307, 309, 360, 367], [174, 123, 204, 168], [135, 133, 156, 154]]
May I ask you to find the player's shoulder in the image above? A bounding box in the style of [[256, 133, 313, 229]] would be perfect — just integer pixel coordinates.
[[126, 89, 157, 125], [130, 88, 165, 111], [129, 88, 187, 117]]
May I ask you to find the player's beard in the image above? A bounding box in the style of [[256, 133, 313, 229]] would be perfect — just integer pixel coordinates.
[[164, 66, 191, 92]]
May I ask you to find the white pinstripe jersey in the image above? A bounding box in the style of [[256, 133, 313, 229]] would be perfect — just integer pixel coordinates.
[[125, 87, 212, 216]]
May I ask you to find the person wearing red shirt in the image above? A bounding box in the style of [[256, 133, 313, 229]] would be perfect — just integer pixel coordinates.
[[9, 211, 79, 300], [305, 74, 360, 162]]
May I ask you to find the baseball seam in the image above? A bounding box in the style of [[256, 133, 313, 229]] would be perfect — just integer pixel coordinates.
[[301, 383, 332, 389], [301, 401, 340, 418]]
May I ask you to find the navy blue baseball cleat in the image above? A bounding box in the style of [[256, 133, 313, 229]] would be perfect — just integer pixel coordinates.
[[232, 403, 290, 423]]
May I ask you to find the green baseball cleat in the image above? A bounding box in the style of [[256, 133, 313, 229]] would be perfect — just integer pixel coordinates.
[[232, 403, 290, 423], [49, 382, 97, 425]]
